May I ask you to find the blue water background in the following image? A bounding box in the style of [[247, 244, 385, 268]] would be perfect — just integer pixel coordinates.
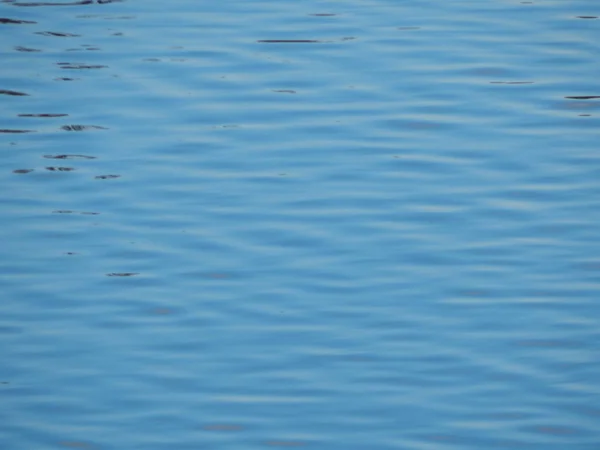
[[1, 0, 600, 449]]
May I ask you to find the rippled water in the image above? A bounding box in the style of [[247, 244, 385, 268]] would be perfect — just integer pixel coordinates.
[[2, 1, 600, 449]]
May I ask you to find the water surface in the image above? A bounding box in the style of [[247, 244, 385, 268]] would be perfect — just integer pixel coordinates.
[[2, 1, 600, 449]]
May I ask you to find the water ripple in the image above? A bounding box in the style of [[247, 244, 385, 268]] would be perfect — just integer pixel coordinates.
[[2, 0, 599, 449]]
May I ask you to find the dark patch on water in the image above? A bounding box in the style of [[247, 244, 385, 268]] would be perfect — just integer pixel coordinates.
[[1, 129, 34, 133], [308, 13, 337, 17], [58, 441, 95, 449], [106, 272, 139, 277], [46, 166, 75, 171], [54, 77, 78, 80], [203, 424, 243, 431], [44, 154, 95, 159], [204, 273, 231, 279], [211, 124, 239, 129], [13, 169, 34, 174], [272, 89, 296, 94], [20, 113, 68, 117], [66, 45, 101, 51], [490, 81, 534, 84], [265, 442, 306, 447], [61, 125, 107, 131], [0, 17, 36, 23], [576, 16, 597, 19], [0, 89, 29, 96], [14, 1, 93, 5], [57, 63, 107, 69], [565, 96, 600, 100], [35, 31, 80, 37], [94, 174, 120, 179], [151, 308, 174, 315], [53, 210, 99, 215], [258, 40, 321, 43], [560, 99, 599, 111], [15, 46, 41, 51], [515, 339, 579, 348], [525, 425, 581, 436]]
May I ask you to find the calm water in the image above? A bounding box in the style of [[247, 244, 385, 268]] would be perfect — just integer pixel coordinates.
[[2, 0, 600, 449]]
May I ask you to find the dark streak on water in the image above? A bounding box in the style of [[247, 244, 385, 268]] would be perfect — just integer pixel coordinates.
[[35, 31, 80, 36], [45, 166, 75, 171], [61, 124, 107, 131], [11, 0, 119, 6], [1, 129, 34, 133], [43, 154, 96, 159], [258, 40, 321, 43], [0, 89, 29, 95], [13, 1, 94, 5], [0, 17, 36, 23], [52, 210, 100, 214], [565, 96, 600, 100], [19, 113, 69, 117], [15, 46, 41, 51], [490, 81, 535, 85], [57, 63, 107, 69]]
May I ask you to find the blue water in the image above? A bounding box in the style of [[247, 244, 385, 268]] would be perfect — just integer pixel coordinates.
[[2, 1, 600, 449]]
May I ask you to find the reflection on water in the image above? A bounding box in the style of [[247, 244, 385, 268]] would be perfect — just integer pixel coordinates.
[[2, 0, 600, 449]]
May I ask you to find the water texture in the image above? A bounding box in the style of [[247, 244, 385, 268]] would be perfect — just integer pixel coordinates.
[[1, 0, 600, 449]]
